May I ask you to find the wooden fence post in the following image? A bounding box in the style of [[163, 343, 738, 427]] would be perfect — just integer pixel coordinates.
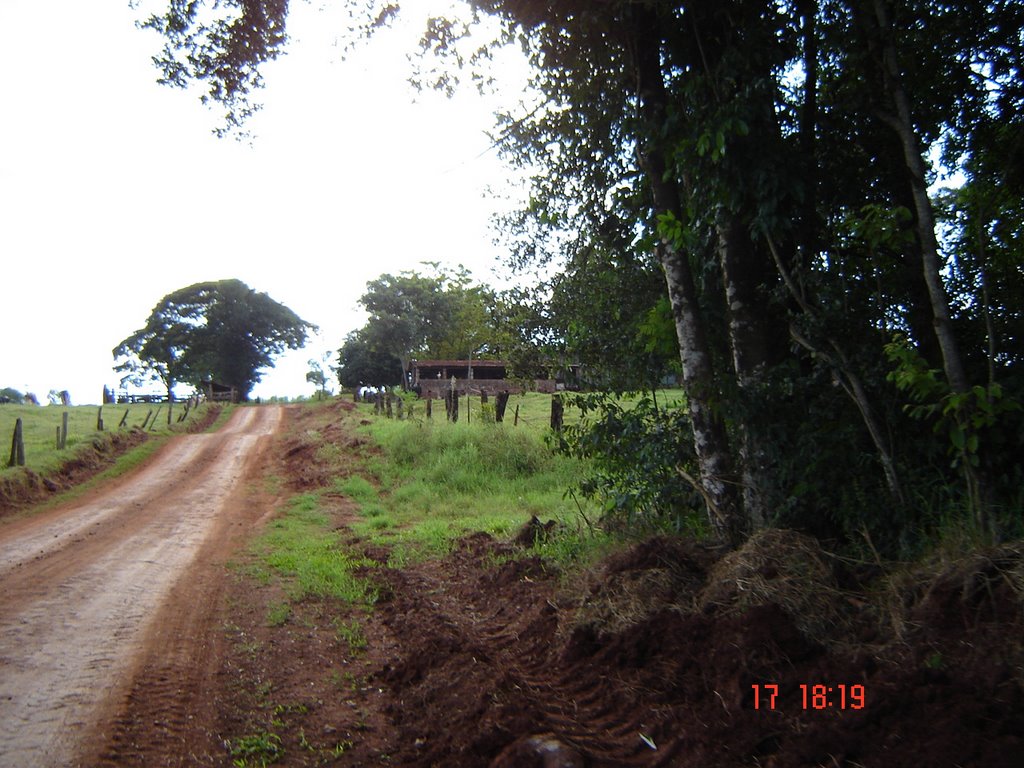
[[550, 394, 563, 432], [514, 404, 520, 426], [142, 409, 153, 429], [426, 397, 432, 420], [60, 411, 69, 449], [150, 406, 162, 431], [386, 391, 394, 419], [8, 418, 25, 467], [396, 397, 404, 420], [495, 392, 509, 423], [119, 409, 129, 429], [97, 406, 104, 432]]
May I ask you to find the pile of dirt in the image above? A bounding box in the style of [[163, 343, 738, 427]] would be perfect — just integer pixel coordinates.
[[373, 531, 1024, 767], [280, 400, 371, 491]]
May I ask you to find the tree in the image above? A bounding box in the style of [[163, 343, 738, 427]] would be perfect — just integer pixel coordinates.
[[0, 388, 26, 405], [139, 0, 290, 137], [114, 279, 315, 401], [357, 264, 503, 387], [336, 330, 404, 390], [306, 352, 335, 400]]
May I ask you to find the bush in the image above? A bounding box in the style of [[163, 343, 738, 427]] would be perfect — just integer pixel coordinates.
[[555, 392, 706, 534]]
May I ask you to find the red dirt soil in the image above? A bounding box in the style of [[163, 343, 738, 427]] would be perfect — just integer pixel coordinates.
[[3, 399, 1021, 767]]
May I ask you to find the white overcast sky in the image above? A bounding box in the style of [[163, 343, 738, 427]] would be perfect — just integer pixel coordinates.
[[0, 0, 532, 404]]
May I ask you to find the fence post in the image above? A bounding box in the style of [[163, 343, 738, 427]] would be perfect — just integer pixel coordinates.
[[514, 404, 520, 426], [8, 418, 25, 467], [550, 394, 563, 432], [495, 392, 509, 423], [426, 397, 432, 420], [119, 409, 129, 429], [396, 397, 404, 420], [97, 406, 104, 432], [150, 406, 162, 431], [60, 411, 69, 449]]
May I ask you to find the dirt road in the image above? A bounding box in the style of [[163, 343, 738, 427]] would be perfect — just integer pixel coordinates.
[[0, 406, 281, 767]]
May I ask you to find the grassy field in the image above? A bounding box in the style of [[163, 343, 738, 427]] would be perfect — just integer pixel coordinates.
[[1, 400, 213, 476], [266, 393, 631, 574]]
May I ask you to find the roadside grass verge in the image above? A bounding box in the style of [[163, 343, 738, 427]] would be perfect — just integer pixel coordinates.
[[341, 409, 607, 568], [249, 492, 378, 609]]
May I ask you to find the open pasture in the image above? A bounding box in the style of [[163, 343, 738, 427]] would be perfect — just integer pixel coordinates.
[[1, 400, 203, 475]]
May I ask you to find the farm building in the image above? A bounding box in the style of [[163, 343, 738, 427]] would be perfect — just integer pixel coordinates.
[[204, 380, 240, 403], [409, 359, 559, 397]]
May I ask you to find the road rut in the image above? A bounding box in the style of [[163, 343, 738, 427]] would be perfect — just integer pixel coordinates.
[[0, 406, 281, 767]]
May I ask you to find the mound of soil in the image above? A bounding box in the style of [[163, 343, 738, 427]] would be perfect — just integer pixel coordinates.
[[373, 532, 1024, 767]]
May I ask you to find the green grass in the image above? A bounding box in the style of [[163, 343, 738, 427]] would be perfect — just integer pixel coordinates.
[[334, 390, 696, 569], [0, 401, 212, 475], [251, 493, 378, 606], [340, 409, 601, 564]]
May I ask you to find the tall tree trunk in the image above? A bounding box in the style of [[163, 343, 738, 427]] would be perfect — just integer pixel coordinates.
[[630, 6, 744, 543], [870, 0, 969, 394], [798, 0, 820, 271], [717, 210, 778, 529]]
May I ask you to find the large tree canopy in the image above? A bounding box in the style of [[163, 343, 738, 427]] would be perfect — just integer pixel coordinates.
[[113, 279, 316, 401]]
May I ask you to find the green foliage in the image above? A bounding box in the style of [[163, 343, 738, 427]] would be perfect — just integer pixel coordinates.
[[336, 330, 403, 389], [555, 392, 705, 534], [549, 247, 677, 391], [139, 0, 289, 138], [114, 279, 315, 401], [0, 387, 26, 404], [886, 336, 1021, 468], [886, 335, 1024, 537], [254, 494, 378, 605]]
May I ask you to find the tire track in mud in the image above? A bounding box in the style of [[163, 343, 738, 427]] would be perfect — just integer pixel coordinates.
[[0, 406, 281, 767], [379, 551, 684, 767]]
